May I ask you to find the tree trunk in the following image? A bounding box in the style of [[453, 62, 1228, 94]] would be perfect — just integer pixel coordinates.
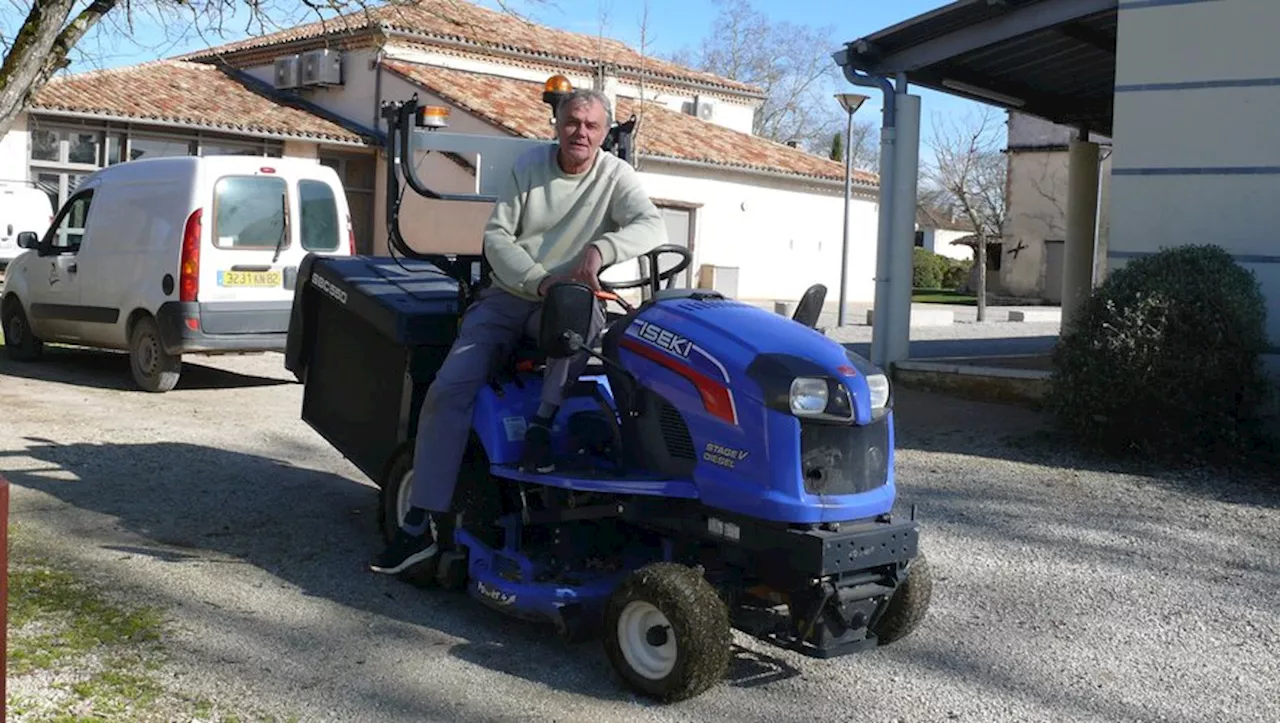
[[976, 235, 987, 322], [0, 0, 116, 138]]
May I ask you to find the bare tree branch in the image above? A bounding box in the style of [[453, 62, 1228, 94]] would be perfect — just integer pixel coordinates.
[[0, 0, 542, 138], [632, 0, 650, 170], [669, 0, 845, 153], [921, 105, 1009, 320]]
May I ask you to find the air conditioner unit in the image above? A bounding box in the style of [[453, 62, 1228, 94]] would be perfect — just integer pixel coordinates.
[[695, 96, 715, 121], [300, 49, 343, 87], [273, 55, 300, 90]]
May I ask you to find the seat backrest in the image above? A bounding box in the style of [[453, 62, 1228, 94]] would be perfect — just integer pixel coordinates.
[[792, 283, 827, 328]]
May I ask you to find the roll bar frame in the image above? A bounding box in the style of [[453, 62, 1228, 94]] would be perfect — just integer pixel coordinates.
[[378, 93, 637, 295]]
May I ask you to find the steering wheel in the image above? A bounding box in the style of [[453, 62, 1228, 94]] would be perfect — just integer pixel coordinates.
[[600, 244, 694, 298]]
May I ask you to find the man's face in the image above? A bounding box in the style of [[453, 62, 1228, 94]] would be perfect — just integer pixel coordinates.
[[557, 98, 608, 169]]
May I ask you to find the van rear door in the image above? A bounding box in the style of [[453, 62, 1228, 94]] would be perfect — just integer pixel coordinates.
[[196, 166, 350, 303], [198, 169, 295, 305]]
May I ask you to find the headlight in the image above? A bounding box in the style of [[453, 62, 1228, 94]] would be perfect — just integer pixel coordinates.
[[866, 372, 890, 410], [789, 377, 829, 416]]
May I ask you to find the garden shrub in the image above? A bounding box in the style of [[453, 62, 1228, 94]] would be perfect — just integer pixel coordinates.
[[942, 258, 972, 290], [912, 248, 949, 289], [1045, 244, 1272, 461]]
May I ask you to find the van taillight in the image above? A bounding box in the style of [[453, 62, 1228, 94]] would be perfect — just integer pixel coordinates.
[[347, 215, 356, 255], [180, 208, 202, 302]]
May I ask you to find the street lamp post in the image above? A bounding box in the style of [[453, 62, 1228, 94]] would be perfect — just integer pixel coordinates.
[[835, 92, 869, 327]]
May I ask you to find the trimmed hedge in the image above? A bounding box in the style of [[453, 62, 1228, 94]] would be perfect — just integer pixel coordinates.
[[914, 248, 971, 291], [1045, 244, 1271, 460]]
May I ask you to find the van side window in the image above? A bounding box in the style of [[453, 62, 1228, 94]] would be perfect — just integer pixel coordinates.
[[51, 190, 94, 253], [299, 179, 340, 252], [213, 176, 287, 249]]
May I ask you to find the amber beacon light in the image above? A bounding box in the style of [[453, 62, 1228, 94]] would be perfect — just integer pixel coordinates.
[[415, 104, 450, 129], [543, 74, 574, 120]]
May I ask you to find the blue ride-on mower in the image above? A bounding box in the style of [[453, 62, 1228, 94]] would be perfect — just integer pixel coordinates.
[[284, 81, 931, 702]]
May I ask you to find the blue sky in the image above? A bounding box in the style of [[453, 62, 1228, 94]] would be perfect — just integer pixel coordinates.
[[18, 0, 984, 154]]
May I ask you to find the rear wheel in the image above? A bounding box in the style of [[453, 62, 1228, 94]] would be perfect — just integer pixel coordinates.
[[129, 315, 181, 392], [2, 298, 43, 361], [379, 438, 504, 538], [871, 551, 933, 645], [378, 448, 441, 585], [604, 562, 732, 702]]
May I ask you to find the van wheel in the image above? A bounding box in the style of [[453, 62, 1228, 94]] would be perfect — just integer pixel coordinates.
[[129, 316, 181, 392], [2, 299, 43, 361]]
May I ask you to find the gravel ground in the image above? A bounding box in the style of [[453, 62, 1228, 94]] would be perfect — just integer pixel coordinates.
[[2, 347, 1278, 722]]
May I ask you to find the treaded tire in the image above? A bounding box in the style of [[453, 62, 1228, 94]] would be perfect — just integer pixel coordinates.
[[377, 447, 440, 586], [604, 562, 732, 702], [2, 298, 43, 361], [129, 315, 181, 392], [871, 551, 933, 645]]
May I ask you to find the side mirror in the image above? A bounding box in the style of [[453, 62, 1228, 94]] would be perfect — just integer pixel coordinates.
[[539, 281, 597, 358], [15, 231, 38, 249]]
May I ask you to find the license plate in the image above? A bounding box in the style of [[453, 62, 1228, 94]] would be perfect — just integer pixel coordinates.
[[219, 270, 281, 287]]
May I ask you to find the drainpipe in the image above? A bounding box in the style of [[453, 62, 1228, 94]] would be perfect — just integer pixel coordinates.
[[837, 57, 899, 368]]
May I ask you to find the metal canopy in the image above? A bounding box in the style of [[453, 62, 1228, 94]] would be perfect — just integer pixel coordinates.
[[838, 0, 1118, 137]]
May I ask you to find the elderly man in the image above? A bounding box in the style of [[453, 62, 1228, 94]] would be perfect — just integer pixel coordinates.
[[372, 88, 667, 575]]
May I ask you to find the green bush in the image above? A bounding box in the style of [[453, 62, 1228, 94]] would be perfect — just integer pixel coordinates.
[[942, 258, 972, 290], [913, 248, 949, 289], [1045, 244, 1271, 461]]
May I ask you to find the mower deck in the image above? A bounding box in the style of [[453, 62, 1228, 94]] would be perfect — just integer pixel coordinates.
[[491, 464, 699, 498]]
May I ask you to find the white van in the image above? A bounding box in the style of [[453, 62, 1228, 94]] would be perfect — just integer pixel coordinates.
[[0, 155, 354, 392], [0, 182, 54, 267]]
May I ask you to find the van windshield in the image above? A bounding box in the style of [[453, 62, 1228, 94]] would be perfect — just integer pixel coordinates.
[[213, 176, 287, 250], [299, 179, 340, 252]]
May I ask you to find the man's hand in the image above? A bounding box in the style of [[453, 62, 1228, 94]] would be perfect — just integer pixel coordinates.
[[569, 245, 604, 291], [538, 246, 604, 296]]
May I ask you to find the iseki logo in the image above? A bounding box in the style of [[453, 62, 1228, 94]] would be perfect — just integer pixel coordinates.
[[635, 320, 691, 358]]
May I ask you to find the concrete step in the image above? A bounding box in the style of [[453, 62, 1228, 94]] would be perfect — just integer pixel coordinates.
[[866, 308, 956, 327], [1008, 309, 1061, 323], [891, 358, 1050, 407]]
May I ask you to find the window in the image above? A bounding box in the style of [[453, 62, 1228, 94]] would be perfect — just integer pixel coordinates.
[[298, 179, 340, 252], [213, 176, 287, 249], [201, 142, 264, 157], [51, 190, 94, 252], [129, 137, 194, 161]]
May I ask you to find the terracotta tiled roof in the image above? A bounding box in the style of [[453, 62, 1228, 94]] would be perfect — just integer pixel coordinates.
[[177, 0, 763, 98], [917, 205, 975, 232], [32, 60, 369, 144], [383, 61, 878, 186]]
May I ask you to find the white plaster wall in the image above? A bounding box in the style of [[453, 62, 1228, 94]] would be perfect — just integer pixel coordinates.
[[922, 228, 972, 262], [242, 48, 383, 132], [0, 112, 30, 182], [1115, 0, 1280, 86], [282, 141, 319, 160], [1110, 0, 1280, 354], [1004, 149, 1067, 297], [637, 162, 879, 302]]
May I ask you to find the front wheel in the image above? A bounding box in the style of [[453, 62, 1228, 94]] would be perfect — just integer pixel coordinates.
[[871, 551, 933, 645], [604, 562, 732, 702], [2, 299, 43, 361], [129, 315, 181, 392]]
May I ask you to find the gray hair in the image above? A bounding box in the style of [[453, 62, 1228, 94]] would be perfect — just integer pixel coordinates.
[[556, 88, 613, 127]]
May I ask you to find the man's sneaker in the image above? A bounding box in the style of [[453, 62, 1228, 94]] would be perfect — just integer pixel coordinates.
[[370, 527, 438, 575], [518, 422, 555, 473]]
